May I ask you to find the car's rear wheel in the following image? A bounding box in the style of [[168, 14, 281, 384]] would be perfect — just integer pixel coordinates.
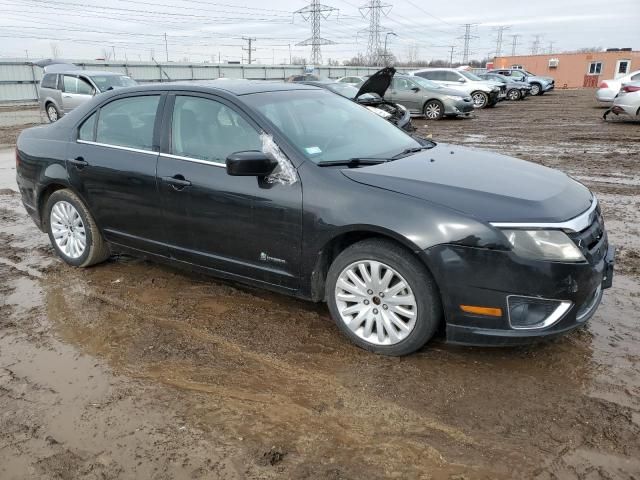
[[530, 83, 542, 96], [44, 189, 110, 267], [326, 239, 442, 356], [46, 103, 60, 123], [423, 100, 444, 120], [507, 88, 521, 101], [471, 91, 489, 108]]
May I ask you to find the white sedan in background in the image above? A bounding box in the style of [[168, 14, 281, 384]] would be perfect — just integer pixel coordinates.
[[596, 70, 640, 104], [336, 75, 365, 85], [603, 82, 640, 120]]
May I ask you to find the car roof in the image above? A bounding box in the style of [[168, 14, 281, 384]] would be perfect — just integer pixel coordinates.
[[96, 80, 320, 97], [46, 70, 127, 77]]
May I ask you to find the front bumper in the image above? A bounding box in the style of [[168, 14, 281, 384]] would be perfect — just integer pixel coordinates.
[[445, 99, 475, 116], [543, 82, 555, 92], [421, 240, 614, 347]]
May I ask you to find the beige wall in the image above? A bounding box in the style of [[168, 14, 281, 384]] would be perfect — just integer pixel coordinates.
[[493, 51, 640, 88]]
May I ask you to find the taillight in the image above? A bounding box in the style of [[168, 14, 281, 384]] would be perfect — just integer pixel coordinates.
[[622, 84, 640, 93], [599, 81, 608, 88]]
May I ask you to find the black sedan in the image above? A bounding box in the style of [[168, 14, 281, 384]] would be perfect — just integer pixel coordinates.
[[478, 72, 532, 101], [16, 81, 614, 355]]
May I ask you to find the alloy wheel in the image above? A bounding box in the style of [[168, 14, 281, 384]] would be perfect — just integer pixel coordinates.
[[334, 260, 417, 346], [47, 105, 58, 122], [530, 84, 541, 95], [424, 102, 442, 119], [508, 89, 520, 100], [472, 92, 487, 108], [50, 200, 86, 259]]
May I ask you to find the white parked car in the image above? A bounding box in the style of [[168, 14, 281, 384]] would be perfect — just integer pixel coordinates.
[[336, 75, 365, 85], [603, 82, 640, 120], [596, 70, 640, 105]]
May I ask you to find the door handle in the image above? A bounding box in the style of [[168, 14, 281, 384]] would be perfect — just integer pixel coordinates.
[[63, 95, 72, 98], [67, 156, 88, 168], [162, 175, 192, 190]]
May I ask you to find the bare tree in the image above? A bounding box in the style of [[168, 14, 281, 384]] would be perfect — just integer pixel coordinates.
[[50, 42, 61, 59], [290, 56, 307, 65], [100, 48, 112, 61]]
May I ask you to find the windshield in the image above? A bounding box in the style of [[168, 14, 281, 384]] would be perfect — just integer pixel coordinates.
[[244, 90, 420, 163], [459, 71, 483, 81], [410, 76, 441, 89], [323, 82, 359, 99], [89, 75, 137, 92]]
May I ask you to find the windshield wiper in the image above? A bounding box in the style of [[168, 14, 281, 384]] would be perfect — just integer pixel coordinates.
[[317, 158, 388, 167], [391, 145, 433, 159]]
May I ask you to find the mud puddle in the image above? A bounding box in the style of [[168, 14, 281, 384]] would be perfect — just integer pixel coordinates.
[[2, 90, 640, 479]]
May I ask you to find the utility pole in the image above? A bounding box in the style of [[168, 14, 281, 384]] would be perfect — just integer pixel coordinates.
[[458, 24, 478, 64], [509, 34, 520, 56], [164, 33, 169, 62], [294, 0, 338, 65], [531, 34, 542, 55], [493, 25, 510, 58], [448, 45, 455, 67], [24, 49, 29, 60], [288, 43, 292, 64], [242, 37, 256, 64], [360, 0, 391, 66], [383, 31, 397, 66], [111, 45, 116, 61]]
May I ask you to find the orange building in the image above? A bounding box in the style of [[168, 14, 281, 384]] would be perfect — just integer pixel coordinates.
[[492, 50, 640, 89]]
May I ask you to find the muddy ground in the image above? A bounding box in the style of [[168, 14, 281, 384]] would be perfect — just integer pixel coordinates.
[[1, 90, 639, 479]]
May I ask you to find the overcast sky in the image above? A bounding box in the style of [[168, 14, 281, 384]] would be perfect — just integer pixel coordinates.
[[0, 0, 638, 64]]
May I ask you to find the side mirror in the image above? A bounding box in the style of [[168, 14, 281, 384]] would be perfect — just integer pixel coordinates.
[[458, 78, 466, 83], [411, 87, 420, 92], [226, 151, 277, 177]]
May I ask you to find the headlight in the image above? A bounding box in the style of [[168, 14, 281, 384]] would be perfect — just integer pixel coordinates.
[[445, 95, 463, 101], [366, 106, 392, 119], [501, 229, 585, 262]]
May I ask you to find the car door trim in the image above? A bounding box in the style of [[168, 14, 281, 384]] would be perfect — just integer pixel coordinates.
[[158, 152, 225, 167], [77, 139, 158, 156]]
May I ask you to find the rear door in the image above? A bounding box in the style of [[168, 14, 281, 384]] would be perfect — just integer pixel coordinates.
[[61, 75, 95, 112], [66, 93, 167, 254], [156, 93, 303, 289]]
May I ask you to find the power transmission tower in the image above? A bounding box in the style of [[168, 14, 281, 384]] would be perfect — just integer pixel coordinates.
[[548, 41, 555, 54], [493, 25, 510, 58], [531, 34, 542, 55], [509, 34, 520, 56], [458, 24, 478, 64], [242, 37, 256, 64], [359, 0, 392, 66], [294, 0, 338, 65]]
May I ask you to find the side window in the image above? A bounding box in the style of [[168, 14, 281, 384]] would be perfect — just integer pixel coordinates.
[[40, 74, 57, 89], [63, 75, 78, 93], [511, 70, 525, 79], [171, 96, 262, 164], [395, 78, 411, 90], [77, 77, 94, 95], [78, 112, 97, 141], [96, 96, 160, 150], [416, 71, 436, 80], [445, 71, 462, 82]]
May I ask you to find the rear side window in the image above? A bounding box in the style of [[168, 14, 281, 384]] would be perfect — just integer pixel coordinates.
[[40, 74, 57, 89], [416, 71, 438, 80], [96, 96, 160, 150], [78, 113, 96, 141]]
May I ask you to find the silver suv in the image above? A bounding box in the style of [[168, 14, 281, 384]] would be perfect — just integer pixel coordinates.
[[410, 68, 502, 108], [39, 66, 137, 122]]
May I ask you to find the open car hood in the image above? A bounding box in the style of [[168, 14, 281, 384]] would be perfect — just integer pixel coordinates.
[[355, 67, 395, 99]]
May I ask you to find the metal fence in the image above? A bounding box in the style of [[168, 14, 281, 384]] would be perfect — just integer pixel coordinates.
[[0, 60, 409, 103]]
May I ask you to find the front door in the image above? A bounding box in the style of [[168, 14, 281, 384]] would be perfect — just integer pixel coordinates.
[[61, 74, 94, 113], [387, 78, 421, 113], [66, 93, 167, 254], [156, 93, 302, 289]]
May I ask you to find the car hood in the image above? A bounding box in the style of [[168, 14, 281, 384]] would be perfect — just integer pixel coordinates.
[[341, 144, 592, 223], [356, 67, 394, 99]]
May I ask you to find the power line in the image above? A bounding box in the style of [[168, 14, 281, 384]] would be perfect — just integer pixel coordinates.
[[294, 0, 339, 65], [360, 0, 391, 66]]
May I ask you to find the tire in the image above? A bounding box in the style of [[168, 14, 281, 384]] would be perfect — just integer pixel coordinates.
[[326, 238, 442, 356], [507, 88, 521, 101], [423, 100, 444, 120], [44, 189, 110, 267], [46, 103, 60, 123], [471, 91, 489, 109], [530, 83, 542, 96]]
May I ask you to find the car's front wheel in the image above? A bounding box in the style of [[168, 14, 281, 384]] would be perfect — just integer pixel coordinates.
[[423, 100, 444, 120], [471, 91, 489, 108], [44, 189, 110, 267], [530, 83, 542, 96], [507, 88, 521, 101], [326, 239, 442, 356], [46, 103, 60, 123]]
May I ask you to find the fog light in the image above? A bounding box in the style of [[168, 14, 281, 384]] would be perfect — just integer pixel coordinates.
[[507, 296, 572, 330]]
